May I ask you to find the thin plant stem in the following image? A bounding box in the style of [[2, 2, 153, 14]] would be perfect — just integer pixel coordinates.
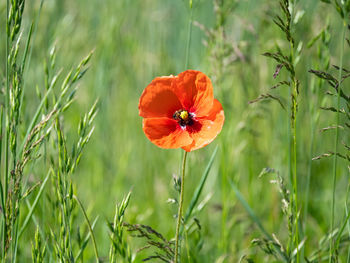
[[329, 19, 346, 262], [289, 5, 300, 260], [292, 81, 300, 263], [304, 123, 313, 223], [287, 84, 293, 255], [174, 151, 188, 263], [3, 0, 10, 259], [0, 108, 4, 210], [344, 182, 350, 262]]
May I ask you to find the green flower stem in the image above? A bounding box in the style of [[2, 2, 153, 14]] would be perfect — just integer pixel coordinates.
[[174, 151, 188, 263]]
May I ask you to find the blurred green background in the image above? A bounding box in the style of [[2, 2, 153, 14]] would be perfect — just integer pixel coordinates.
[[1, 0, 350, 261]]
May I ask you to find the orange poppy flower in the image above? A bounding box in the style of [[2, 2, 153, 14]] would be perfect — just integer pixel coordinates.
[[139, 70, 224, 152]]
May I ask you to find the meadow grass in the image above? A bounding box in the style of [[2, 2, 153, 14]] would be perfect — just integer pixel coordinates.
[[1, 0, 350, 262]]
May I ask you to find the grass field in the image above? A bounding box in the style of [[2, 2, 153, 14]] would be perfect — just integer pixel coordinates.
[[1, 0, 350, 262]]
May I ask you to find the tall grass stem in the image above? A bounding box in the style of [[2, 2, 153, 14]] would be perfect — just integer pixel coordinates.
[[288, 13, 300, 263], [346, 183, 350, 262], [292, 80, 300, 263], [329, 20, 346, 262], [3, 0, 10, 258]]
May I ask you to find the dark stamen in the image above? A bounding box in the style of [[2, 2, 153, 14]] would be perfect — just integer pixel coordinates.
[[173, 110, 193, 127]]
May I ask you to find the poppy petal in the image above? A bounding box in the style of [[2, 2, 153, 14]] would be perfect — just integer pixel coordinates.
[[182, 99, 224, 152], [143, 118, 193, 149], [175, 70, 214, 117], [139, 76, 183, 118]]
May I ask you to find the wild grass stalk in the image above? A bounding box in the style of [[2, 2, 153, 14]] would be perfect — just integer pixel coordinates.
[[309, 3, 350, 260], [4, 0, 28, 259], [108, 192, 132, 263], [308, 1, 350, 260], [1, 1, 97, 261], [251, 0, 302, 260], [330, 19, 346, 262], [51, 96, 97, 261], [304, 21, 331, 231]]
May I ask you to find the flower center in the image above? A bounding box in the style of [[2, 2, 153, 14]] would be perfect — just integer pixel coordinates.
[[173, 109, 193, 127]]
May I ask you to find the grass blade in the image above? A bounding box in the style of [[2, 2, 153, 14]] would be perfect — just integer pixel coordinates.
[[18, 171, 50, 238], [228, 178, 289, 262], [74, 216, 99, 262], [335, 205, 350, 251], [0, 107, 5, 214], [184, 145, 218, 224], [73, 195, 100, 263], [20, 21, 34, 73]]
